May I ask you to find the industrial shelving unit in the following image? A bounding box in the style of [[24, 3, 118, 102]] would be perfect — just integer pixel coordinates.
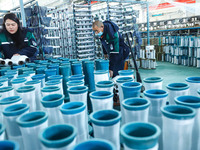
[[47, 7, 75, 58], [108, 2, 124, 33], [139, 15, 200, 69], [73, 1, 95, 60]]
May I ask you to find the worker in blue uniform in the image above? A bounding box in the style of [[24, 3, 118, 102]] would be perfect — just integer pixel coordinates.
[[0, 13, 37, 61], [93, 20, 129, 78]]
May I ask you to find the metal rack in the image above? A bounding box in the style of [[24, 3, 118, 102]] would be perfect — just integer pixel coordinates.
[[47, 7, 75, 58], [73, 2, 95, 60], [162, 36, 200, 68], [108, 2, 124, 33], [141, 15, 200, 30]]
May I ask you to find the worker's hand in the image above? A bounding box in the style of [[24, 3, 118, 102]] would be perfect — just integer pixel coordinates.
[[104, 54, 108, 60], [109, 70, 113, 78], [13, 53, 20, 56]]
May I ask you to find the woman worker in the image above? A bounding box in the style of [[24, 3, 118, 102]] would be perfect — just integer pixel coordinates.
[[0, 13, 37, 61]]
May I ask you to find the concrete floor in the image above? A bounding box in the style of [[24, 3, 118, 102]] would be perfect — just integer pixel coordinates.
[[138, 61, 200, 91]]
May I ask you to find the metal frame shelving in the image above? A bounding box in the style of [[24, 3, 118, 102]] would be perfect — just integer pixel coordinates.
[[73, 1, 95, 60]]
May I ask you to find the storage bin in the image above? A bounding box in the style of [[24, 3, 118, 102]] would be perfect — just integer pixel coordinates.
[[17, 74, 30, 81], [16, 111, 48, 150], [67, 80, 84, 88], [116, 77, 133, 104], [31, 74, 45, 88], [90, 91, 113, 112], [60, 101, 88, 143], [174, 95, 200, 150], [84, 61, 95, 92], [69, 74, 85, 82], [68, 86, 88, 105], [95, 80, 114, 93], [0, 86, 15, 99], [161, 105, 196, 150], [90, 109, 121, 150], [25, 80, 42, 110], [94, 70, 109, 85], [144, 89, 168, 149], [72, 139, 116, 150], [48, 64, 59, 75], [4, 75, 15, 86], [185, 77, 200, 96], [118, 70, 134, 79], [23, 70, 35, 80], [3, 103, 29, 149], [16, 86, 36, 112], [59, 64, 71, 102], [95, 59, 109, 71], [0, 140, 19, 150], [143, 77, 163, 90], [0, 96, 22, 123], [45, 80, 63, 95], [39, 124, 77, 150], [41, 94, 64, 125], [122, 98, 150, 123], [120, 122, 161, 150], [121, 82, 142, 99], [44, 69, 57, 81], [166, 83, 189, 104], [11, 78, 27, 94], [71, 62, 83, 75], [41, 86, 61, 97]]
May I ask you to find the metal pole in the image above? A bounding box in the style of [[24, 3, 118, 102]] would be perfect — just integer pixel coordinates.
[[146, 2, 150, 45], [107, 0, 109, 20], [19, 0, 27, 27]]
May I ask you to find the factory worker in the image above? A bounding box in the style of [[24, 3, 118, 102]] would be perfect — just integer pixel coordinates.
[[93, 20, 129, 78], [0, 13, 37, 61]]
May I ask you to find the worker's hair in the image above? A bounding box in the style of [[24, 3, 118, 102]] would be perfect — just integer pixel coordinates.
[[92, 20, 103, 28], [2, 13, 25, 49]]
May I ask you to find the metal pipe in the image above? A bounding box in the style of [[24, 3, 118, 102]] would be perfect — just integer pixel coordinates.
[[77, 45, 94, 49], [0, 10, 10, 13], [74, 4, 91, 8], [77, 41, 94, 44], [44, 27, 59, 30], [77, 36, 93, 40], [77, 49, 94, 53], [52, 46, 61, 48], [45, 36, 60, 39], [146, 2, 150, 45], [19, 0, 27, 27], [106, 0, 109, 20], [75, 19, 92, 22], [78, 53, 94, 57]]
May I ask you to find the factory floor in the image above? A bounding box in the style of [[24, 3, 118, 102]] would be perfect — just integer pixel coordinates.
[[139, 61, 200, 91]]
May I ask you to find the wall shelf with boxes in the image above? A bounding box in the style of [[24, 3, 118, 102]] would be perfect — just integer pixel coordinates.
[[140, 26, 200, 37], [139, 15, 200, 69], [138, 15, 200, 34], [163, 36, 200, 68], [141, 35, 200, 68]]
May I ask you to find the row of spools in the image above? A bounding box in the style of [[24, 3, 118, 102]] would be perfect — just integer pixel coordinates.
[[0, 58, 200, 150]]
